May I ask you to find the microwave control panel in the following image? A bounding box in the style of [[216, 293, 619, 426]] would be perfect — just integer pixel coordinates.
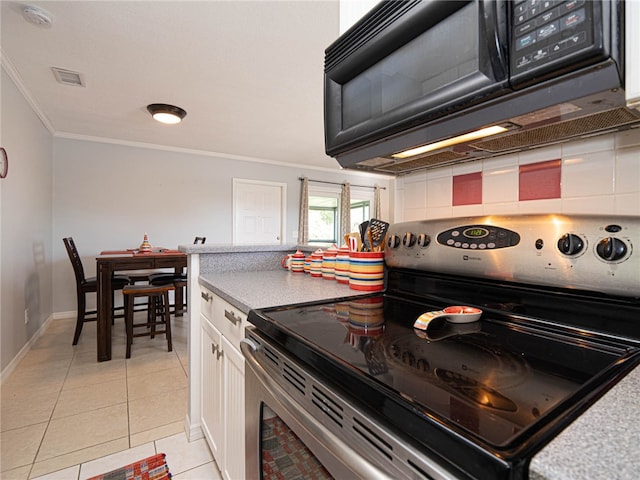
[[511, 0, 597, 79]]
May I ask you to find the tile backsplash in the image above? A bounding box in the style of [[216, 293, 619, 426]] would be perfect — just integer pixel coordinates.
[[395, 128, 640, 220]]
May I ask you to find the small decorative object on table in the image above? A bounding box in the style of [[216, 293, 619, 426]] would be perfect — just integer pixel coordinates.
[[139, 233, 153, 253]]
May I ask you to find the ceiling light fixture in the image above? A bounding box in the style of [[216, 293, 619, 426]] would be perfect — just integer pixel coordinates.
[[391, 125, 509, 159], [23, 5, 53, 27], [146, 104, 187, 125]]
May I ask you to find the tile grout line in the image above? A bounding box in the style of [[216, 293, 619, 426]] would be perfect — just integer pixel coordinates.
[[26, 343, 77, 480]]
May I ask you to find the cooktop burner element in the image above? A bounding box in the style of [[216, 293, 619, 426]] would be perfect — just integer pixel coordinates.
[[248, 214, 640, 479]]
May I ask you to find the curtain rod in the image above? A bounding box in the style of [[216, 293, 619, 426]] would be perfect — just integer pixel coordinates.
[[298, 177, 386, 190]]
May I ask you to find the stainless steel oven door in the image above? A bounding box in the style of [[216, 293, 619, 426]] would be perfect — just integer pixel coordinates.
[[241, 328, 456, 480]]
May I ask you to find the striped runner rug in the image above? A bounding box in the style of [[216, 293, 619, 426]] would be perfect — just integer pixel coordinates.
[[86, 453, 170, 480]]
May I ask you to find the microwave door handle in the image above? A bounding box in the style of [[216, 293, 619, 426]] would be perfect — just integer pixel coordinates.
[[240, 339, 398, 480], [480, 0, 508, 80]]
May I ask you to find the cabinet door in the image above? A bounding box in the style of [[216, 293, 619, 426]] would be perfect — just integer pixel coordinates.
[[222, 336, 246, 480], [200, 316, 223, 465], [213, 295, 248, 349]]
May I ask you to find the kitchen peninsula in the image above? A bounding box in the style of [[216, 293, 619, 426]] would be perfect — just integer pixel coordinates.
[[179, 243, 371, 478]]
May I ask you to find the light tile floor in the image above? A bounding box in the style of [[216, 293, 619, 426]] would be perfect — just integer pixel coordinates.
[[1, 313, 221, 479]]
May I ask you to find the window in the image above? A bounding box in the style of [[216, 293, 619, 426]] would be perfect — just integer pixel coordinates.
[[307, 186, 373, 245], [349, 200, 370, 233], [309, 195, 338, 243]]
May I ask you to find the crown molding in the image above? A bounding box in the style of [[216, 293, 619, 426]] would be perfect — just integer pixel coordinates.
[[1, 49, 55, 134]]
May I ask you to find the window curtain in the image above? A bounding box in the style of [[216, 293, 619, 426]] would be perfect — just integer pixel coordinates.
[[298, 177, 309, 244], [373, 184, 382, 219], [340, 182, 351, 242]]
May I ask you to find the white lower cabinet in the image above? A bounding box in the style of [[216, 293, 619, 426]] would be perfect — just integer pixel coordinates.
[[200, 316, 223, 461], [221, 335, 245, 480], [200, 288, 247, 480]]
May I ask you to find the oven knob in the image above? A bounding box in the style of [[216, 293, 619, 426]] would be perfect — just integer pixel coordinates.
[[387, 235, 401, 249], [417, 234, 431, 247], [557, 233, 584, 256], [596, 237, 627, 261], [403, 232, 417, 247]]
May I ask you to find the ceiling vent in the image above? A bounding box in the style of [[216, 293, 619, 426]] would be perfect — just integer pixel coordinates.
[[51, 67, 85, 87]]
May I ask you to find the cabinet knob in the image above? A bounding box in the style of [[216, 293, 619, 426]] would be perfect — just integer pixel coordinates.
[[201, 291, 211, 302]]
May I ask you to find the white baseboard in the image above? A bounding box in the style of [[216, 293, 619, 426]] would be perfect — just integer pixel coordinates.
[[1, 313, 56, 384], [54, 310, 76, 319], [184, 414, 204, 442]]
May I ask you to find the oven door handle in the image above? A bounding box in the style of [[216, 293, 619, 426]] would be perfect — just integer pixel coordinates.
[[240, 338, 397, 480]]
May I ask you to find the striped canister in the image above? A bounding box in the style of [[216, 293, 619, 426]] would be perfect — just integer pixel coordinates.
[[349, 251, 384, 291], [310, 249, 324, 277], [322, 244, 338, 280], [334, 245, 350, 284]]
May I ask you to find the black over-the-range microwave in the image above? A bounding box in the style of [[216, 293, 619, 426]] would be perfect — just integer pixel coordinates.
[[324, 0, 639, 175]]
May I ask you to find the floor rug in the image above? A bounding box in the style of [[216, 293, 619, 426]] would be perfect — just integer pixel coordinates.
[[86, 453, 171, 480]]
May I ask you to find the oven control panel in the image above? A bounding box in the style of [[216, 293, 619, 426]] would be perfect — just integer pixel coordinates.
[[385, 214, 639, 298], [436, 225, 520, 250]]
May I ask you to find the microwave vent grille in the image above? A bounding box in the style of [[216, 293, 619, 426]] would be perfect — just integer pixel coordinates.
[[471, 108, 640, 153], [325, 1, 419, 73], [374, 150, 467, 174]]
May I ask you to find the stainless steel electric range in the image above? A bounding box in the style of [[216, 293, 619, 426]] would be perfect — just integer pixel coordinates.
[[243, 214, 640, 480]]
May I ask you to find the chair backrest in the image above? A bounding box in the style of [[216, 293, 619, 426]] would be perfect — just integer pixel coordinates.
[[63, 237, 87, 284], [194, 236, 206, 244]]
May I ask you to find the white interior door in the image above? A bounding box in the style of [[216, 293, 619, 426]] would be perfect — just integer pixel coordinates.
[[233, 179, 286, 245]]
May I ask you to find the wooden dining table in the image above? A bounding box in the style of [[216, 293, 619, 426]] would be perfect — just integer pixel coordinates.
[[96, 249, 187, 362]]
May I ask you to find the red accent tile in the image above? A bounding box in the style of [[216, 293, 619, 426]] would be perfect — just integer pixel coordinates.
[[452, 172, 482, 206], [519, 159, 561, 201]]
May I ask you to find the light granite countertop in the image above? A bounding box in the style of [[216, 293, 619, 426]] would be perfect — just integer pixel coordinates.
[[198, 267, 640, 479], [199, 269, 371, 314], [530, 364, 640, 480]]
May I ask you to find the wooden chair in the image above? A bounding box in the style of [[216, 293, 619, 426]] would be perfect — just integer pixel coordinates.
[[63, 237, 130, 345], [147, 236, 203, 314], [123, 284, 174, 358]]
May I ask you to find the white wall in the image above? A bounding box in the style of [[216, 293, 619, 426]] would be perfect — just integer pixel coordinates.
[[52, 138, 391, 314], [1, 65, 392, 374], [1, 67, 54, 372], [339, 0, 378, 33], [395, 129, 640, 221]]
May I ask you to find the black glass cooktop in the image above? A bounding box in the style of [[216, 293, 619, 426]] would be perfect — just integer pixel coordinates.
[[252, 294, 634, 448]]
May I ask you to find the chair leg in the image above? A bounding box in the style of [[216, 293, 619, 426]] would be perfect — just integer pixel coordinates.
[[175, 284, 184, 317], [125, 293, 134, 359], [150, 296, 157, 339], [72, 290, 86, 345], [164, 290, 172, 352], [111, 289, 116, 325]]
